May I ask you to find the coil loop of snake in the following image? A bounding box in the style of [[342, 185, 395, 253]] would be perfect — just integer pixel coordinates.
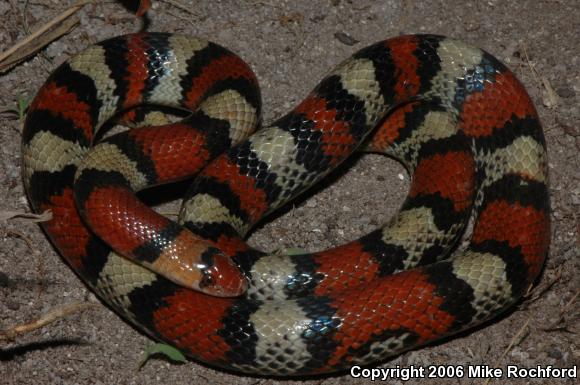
[[22, 32, 550, 376]]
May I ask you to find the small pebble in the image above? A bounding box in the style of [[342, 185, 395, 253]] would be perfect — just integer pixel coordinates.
[[6, 299, 20, 311], [0, 3, 10, 15], [0, 271, 10, 287], [547, 346, 563, 360], [306, 200, 317, 208], [334, 32, 359, 46], [556, 87, 575, 98]]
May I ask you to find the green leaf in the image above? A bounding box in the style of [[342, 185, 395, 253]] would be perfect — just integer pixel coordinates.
[[17, 93, 32, 122], [138, 343, 187, 369], [279, 247, 307, 256]]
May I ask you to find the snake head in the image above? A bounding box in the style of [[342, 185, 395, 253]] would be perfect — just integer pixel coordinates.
[[197, 252, 249, 297]]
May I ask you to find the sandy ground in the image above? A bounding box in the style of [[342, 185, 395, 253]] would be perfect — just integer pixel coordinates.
[[0, 0, 578, 384]]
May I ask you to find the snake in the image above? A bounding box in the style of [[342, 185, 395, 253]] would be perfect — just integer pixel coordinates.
[[21, 32, 550, 376]]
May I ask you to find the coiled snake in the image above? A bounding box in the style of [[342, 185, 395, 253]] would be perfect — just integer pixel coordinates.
[[22, 33, 550, 375]]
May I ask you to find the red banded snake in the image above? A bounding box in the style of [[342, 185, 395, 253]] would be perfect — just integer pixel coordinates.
[[21, 32, 550, 375]]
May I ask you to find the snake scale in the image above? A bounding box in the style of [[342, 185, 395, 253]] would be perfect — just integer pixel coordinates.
[[21, 32, 550, 375]]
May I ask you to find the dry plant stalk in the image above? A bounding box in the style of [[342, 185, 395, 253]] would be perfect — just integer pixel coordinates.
[[0, 209, 52, 222]]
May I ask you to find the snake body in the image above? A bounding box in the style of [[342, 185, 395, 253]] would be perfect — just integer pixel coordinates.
[[22, 33, 550, 375]]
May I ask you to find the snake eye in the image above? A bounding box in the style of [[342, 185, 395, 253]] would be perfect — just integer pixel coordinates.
[[199, 269, 215, 288]]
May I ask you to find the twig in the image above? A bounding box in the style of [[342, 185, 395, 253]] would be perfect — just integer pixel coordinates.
[[525, 266, 562, 303], [520, 43, 559, 108], [500, 317, 531, 360], [0, 209, 52, 222], [0, 302, 97, 343], [5, 229, 36, 251], [0, 0, 92, 72], [157, 0, 199, 16], [22, 0, 53, 70], [543, 288, 580, 332], [4, 229, 46, 299], [22, 0, 32, 35], [560, 289, 579, 316], [482, 317, 531, 385]]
